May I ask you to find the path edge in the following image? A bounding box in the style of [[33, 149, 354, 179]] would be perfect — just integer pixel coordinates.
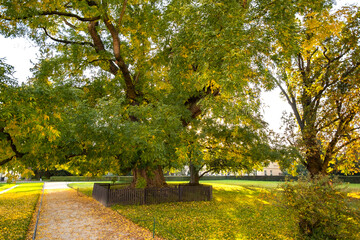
[[25, 183, 45, 240]]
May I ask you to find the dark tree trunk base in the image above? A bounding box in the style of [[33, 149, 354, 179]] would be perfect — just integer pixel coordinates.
[[130, 165, 167, 188], [189, 163, 200, 185]]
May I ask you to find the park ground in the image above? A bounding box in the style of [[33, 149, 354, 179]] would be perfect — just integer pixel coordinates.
[[64, 180, 360, 239], [0, 180, 360, 240]]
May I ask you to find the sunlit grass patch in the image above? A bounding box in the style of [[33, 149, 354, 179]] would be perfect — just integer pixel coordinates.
[[112, 183, 297, 240], [200, 180, 283, 189], [343, 183, 360, 192], [346, 183, 360, 189], [349, 192, 360, 199], [71, 180, 360, 239], [0, 183, 16, 191], [68, 182, 95, 196], [0, 183, 43, 240]]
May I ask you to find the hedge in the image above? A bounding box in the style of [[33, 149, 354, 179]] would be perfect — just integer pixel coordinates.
[[50, 175, 287, 182], [49, 176, 132, 182], [50, 175, 360, 183]]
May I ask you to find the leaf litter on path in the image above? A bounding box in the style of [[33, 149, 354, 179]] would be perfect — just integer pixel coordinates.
[[32, 188, 162, 240]]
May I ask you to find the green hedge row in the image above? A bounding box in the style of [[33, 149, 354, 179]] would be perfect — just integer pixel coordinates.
[[50, 175, 360, 183], [50, 175, 286, 182], [50, 176, 132, 182]]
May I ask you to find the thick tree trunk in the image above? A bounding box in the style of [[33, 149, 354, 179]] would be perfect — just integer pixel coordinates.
[[189, 163, 200, 185], [303, 136, 327, 178], [306, 156, 327, 178], [130, 165, 167, 188]]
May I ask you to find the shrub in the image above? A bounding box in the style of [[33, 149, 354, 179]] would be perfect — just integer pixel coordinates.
[[279, 176, 360, 239], [50, 176, 116, 181]]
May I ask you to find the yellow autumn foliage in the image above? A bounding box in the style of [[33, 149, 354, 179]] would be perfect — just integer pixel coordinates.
[[0, 183, 43, 240]]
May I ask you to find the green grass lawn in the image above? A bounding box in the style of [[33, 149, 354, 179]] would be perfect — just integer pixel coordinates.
[[71, 179, 360, 240], [72, 180, 297, 239], [0, 183, 16, 191], [112, 183, 298, 240], [68, 182, 100, 196], [200, 180, 283, 188], [342, 183, 360, 191], [0, 183, 43, 240]]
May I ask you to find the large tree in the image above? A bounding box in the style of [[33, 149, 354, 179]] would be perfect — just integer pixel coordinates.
[[2, 0, 319, 185], [0, 0, 274, 187], [262, 5, 360, 177], [0, 0, 182, 186]]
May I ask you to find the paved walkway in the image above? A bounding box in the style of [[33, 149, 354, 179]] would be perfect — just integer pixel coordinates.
[[43, 182, 70, 190], [34, 182, 161, 240]]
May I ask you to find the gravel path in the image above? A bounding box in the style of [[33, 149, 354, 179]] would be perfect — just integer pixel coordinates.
[[43, 182, 70, 190], [34, 183, 161, 240]]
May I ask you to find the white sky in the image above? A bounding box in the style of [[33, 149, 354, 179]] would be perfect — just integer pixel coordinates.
[[0, 0, 358, 133], [0, 36, 38, 82]]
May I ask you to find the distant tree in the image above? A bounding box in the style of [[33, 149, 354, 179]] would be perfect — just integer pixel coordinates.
[[191, 125, 279, 184], [262, 5, 360, 177]]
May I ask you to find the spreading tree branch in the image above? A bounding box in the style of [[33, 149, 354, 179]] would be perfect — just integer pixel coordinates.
[[62, 18, 77, 30], [274, 77, 304, 131], [0, 127, 26, 166], [119, 0, 128, 27], [65, 149, 87, 159], [43, 28, 95, 47], [199, 169, 212, 178], [102, 14, 137, 100], [0, 11, 100, 22], [323, 108, 357, 168], [0, 157, 13, 166], [182, 83, 220, 126], [334, 136, 360, 154], [87, 21, 119, 75]]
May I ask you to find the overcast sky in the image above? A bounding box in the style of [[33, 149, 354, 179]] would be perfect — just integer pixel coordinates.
[[0, 0, 358, 133]]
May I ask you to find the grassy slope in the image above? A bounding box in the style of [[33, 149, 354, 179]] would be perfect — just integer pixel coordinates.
[[0, 183, 43, 240]]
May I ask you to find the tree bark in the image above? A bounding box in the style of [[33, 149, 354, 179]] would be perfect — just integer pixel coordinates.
[[305, 154, 326, 177], [0, 127, 25, 166], [303, 134, 326, 177], [130, 165, 167, 188], [189, 163, 200, 185]]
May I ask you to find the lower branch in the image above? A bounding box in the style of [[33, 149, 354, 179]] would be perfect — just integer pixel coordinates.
[[199, 169, 212, 178], [0, 156, 14, 166], [43, 28, 94, 47]]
